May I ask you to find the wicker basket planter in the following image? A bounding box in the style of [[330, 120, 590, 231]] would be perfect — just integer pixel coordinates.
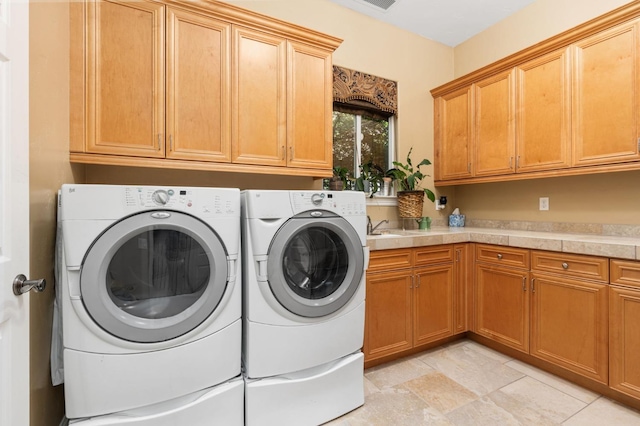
[[397, 190, 424, 218]]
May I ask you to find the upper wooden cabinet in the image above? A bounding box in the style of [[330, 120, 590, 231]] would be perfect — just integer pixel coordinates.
[[434, 86, 473, 181], [572, 21, 640, 167], [432, 3, 640, 186], [516, 48, 572, 173], [81, 0, 166, 158], [167, 8, 231, 162], [286, 41, 334, 170], [232, 26, 287, 167], [70, 0, 341, 177], [474, 69, 516, 177], [78, 0, 231, 160], [232, 30, 333, 170]]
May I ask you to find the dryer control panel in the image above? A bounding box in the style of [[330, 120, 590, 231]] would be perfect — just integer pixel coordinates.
[[123, 187, 238, 217]]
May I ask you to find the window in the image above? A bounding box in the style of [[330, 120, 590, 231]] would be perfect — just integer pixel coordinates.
[[329, 66, 398, 196], [331, 111, 395, 191]]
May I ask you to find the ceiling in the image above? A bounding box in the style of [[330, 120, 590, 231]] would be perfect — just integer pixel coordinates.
[[327, 0, 536, 47]]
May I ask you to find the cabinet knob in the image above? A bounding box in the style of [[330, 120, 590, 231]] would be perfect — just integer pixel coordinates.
[[497, 253, 503, 260], [562, 262, 569, 269]]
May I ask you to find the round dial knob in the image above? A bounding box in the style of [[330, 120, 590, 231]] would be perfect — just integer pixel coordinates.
[[311, 193, 325, 205], [152, 190, 170, 205]]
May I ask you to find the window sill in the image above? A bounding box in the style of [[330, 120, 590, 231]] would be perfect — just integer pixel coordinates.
[[366, 195, 397, 207]]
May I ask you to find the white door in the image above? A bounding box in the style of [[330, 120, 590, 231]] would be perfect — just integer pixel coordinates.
[[0, 0, 31, 425]]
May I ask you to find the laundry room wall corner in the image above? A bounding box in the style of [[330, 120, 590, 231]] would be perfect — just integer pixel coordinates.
[[30, 1, 75, 425]]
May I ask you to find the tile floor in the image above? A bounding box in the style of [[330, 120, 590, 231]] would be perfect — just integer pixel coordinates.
[[327, 339, 640, 425]]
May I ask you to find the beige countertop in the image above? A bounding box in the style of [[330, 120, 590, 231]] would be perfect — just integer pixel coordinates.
[[366, 227, 640, 260]]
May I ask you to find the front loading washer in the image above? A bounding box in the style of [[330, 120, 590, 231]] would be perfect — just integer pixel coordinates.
[[241, 190, 368, 425], [57, 184, 242, 422]]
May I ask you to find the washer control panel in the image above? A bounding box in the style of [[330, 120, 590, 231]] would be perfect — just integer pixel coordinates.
[[290, 191, 366, 216]]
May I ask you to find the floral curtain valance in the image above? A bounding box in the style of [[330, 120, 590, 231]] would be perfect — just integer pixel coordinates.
[[333, 66, 398, 116]]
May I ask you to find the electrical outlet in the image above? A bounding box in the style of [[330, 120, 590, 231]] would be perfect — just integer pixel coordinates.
[[539, 197, 549, 211]]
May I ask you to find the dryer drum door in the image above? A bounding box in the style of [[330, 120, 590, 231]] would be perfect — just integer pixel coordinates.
[[266, 212, 364, 317], [80, 210, 229, 343]]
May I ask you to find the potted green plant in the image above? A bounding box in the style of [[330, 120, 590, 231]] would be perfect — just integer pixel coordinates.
[[355, 160, 384, 197], [388, 147, 436, 217], [381, 168, 396, 196], [329, 166, 350, 191]]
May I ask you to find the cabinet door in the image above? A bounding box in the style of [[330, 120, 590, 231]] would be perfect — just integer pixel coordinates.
[[86, 0, 165, 157], [232, 26, 287, 166], [573, 21, 640, 166], [475, 264, 529, 353], [166, 8, 231, 162], [474, 69, 516, 176], [530, 273, 608, 384], [516, 48, 571, 173], [286, 41, 333, 170], [610, 286, 640, 399], [453, 244, 470, 334], [435, 86, 473, 181], [364, 270, 413, 362], [414, 264, 454, 346]]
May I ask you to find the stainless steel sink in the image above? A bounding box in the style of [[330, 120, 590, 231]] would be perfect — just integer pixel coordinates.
[[367, 231, 402, 238]]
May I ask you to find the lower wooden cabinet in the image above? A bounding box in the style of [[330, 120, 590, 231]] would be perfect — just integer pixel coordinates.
[[413, 264, 454, 346], [453, 244, 471, 334], [530, 273, 609, 384], [609, 285, 640, 398], [474, 245, 530, 353], [366, 242, 640, 407], [364, 246, 460, 364], [529, 250, 609, 384], [610, 259, 640, 399], [363, 269, 413, 360]]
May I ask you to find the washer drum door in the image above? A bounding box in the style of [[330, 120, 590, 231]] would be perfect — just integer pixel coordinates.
[[266, 211, 364, 318], [80, 210, 229, 343]]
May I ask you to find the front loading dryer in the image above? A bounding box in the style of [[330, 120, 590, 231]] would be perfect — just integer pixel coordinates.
[[57, 184, 242, 422], [241, 190, 368, 425]]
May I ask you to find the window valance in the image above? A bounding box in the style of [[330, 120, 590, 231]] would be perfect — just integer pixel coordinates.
[[333, 65, 398, 116]]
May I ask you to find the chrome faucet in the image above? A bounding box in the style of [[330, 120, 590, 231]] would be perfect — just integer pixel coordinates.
[[367, 216, 389, 235]]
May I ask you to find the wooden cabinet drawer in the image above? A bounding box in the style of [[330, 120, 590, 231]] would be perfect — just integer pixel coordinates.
[[413, 245, 453, 266], [475, 244, 530, 269], [611, 259, 640, 288], [531, 250, 608, 282], [368, 248, 413, 272]]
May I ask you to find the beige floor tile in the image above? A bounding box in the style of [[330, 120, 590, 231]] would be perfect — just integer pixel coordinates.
[[334, 386, 453, 426], [331, 339, 640, 425], [363, 376, 380, 397], [563, 397, 640, 426], [403, 371, 478, 414], [445, 397, 521, 426], [505, 359, 600, 404], [364, 356, 434, 389], [490, 376, 586, 424], [417, 342, 524, 396], [461, 341, 513, 364]]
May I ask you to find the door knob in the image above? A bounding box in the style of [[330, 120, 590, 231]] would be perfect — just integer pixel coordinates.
[[13, 274, 46, 296]]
